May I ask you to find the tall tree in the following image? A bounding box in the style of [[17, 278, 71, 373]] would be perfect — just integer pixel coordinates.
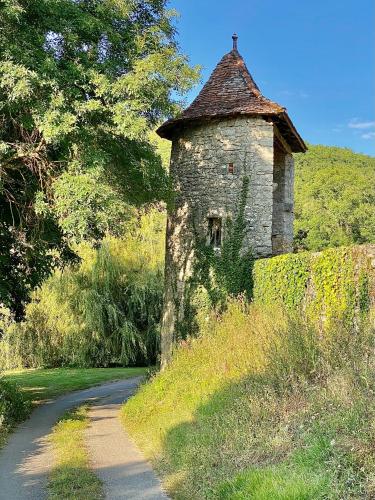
[[0, 0, 198, 316]]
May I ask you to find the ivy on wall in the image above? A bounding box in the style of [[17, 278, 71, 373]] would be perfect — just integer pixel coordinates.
[[193, 176, 253, 303], [179, 177, 254, 338], [253, 245, 375, 331]]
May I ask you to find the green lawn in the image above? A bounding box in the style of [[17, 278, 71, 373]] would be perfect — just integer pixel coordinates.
[[4, 367, 146, 404]]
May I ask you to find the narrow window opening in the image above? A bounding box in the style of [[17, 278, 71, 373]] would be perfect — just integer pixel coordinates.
[[228, 162, 234, 174], [208, 217, 222, 248]]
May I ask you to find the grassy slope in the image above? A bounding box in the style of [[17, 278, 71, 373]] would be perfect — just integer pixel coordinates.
[[4, 367, 146, 404], [122, 304, 375, 499], [48, 406, 103, 500]]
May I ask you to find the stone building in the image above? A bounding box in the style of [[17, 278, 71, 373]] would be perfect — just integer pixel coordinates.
[[157, 35, 307, 366]]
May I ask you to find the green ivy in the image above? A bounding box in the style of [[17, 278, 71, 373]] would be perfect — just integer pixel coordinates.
[[179, 177, 254, 337], [308, 248, 356, 328], [253, 245, 374, 331], [253, 253, 310, 311]]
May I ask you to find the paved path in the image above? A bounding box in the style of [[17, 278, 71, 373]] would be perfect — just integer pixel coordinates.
[[86, 391, 168, 499], [0, 377, 168, 500]]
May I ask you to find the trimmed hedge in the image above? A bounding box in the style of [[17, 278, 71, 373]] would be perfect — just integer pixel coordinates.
[[253, 245, 375, 330]]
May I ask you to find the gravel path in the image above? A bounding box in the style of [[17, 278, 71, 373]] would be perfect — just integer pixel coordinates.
[[0, 377, 168, 500]]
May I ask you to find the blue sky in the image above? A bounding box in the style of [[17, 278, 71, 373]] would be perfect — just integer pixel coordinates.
[[171, 0, 375, 156]]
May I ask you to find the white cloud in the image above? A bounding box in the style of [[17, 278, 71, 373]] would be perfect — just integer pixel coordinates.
[[361, 131, 375, 140], [278, 90, 309, 99], [278, 90, 293, 96], [348, 120, 375, 129]]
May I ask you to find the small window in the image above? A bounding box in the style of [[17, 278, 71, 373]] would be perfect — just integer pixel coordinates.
[[228, 163, 234, 174], [208, 217, 222, 248]]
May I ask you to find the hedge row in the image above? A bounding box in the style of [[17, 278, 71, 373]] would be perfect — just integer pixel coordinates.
[[253, 245, 375, 329]]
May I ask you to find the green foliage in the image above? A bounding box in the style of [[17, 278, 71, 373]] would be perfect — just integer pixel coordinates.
[[209, 177, 253, 299], [0, 378, 30, 433], [294, 145, 375, 251], [51, 168, 137, 244], [253, 245, 374, 332], [182, 177, 254, 336], [0, 219, 70, 320], [254, 253, 310, 310], [122, 301, 375, 499], [0, 210, 165, 368], [0, 0, 199, 314]]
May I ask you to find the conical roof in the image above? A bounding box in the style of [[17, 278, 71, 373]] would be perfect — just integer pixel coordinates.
[[157, 40, 306, 153]]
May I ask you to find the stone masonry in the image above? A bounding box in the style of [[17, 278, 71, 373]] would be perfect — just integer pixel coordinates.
[[170, 116, 275, 257]]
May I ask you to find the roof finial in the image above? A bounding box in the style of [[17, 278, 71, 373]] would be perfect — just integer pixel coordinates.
[[232, 33, 238, 51]]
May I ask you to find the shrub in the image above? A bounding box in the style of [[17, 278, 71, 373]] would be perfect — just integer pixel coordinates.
[[0, 210, 165, 369], [253, 244, 375, 332], [0, 378, 30, 432]]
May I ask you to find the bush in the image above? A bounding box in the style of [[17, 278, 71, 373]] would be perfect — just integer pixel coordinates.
[[0, 210, 165, 369], [0, 378, 30, 431]]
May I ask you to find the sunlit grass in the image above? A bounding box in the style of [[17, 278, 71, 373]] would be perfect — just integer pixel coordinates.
[[4, 367, 146, 404], [48, 405, 103, 500], [122, 303, 375, 498], [218, 466, 329, 500]]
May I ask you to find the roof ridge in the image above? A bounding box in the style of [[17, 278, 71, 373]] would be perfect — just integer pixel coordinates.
[[233, 51, 261, 94]]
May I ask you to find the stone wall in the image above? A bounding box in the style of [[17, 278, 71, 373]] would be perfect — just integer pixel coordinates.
[[169, 116, 275, 257], [272, 139, 294, 254]]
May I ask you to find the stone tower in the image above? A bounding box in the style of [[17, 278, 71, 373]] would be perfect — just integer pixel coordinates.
[[157, 35, 306, 366]]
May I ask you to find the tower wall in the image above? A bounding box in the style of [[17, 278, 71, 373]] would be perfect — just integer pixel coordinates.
[[170, 116, 275, 254], [272, 140, 295, 254], [160, 116, 274, 366]]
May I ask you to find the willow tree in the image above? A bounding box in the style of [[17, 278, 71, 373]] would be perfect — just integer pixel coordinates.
[[0, 0, 198, 316]]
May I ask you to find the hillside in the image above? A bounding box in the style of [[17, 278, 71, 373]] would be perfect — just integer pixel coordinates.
[[294, 145, 375, 251]]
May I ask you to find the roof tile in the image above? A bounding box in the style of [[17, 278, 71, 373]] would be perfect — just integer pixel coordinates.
[[157, 47, 306, 152]]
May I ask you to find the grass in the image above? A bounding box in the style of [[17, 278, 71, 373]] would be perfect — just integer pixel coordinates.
[[48, 405, 103, 500], [3, 367, 146, 404], [122, 302, 375, 499], [0, 366, 146, 449], [217, 466, 329, 499]]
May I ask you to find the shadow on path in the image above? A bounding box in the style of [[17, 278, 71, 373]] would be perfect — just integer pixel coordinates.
[[86, 393, 168, 500], [0, 377, 167, 500]]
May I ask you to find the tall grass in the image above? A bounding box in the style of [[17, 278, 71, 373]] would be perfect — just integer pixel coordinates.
[[0, 210, 165, 369], [122, 302, 375, 499]]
